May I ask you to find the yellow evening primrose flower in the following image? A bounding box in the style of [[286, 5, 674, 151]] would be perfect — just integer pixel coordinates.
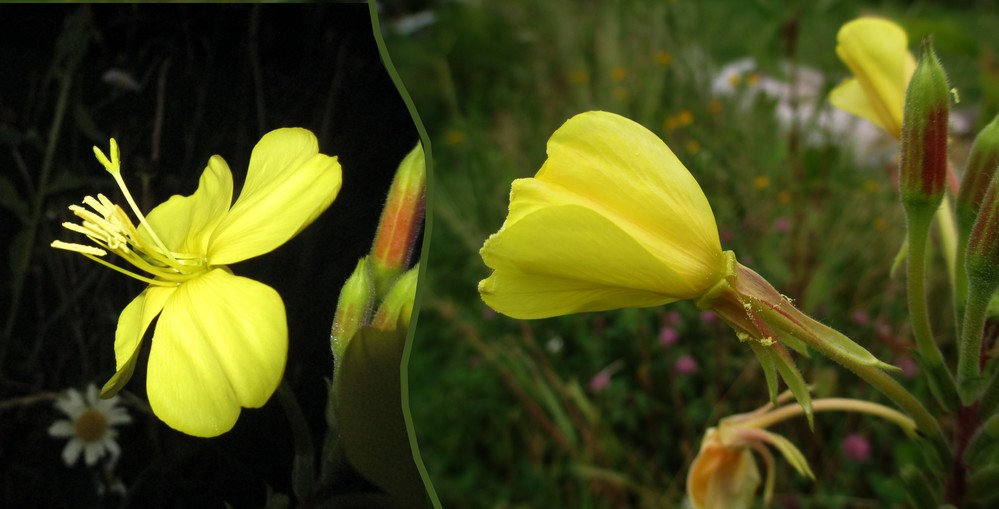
[[829, 16, 916, 138], [477, 110, 937, 437], [478, 110, 725, 319], [52, 128, 342, 437]]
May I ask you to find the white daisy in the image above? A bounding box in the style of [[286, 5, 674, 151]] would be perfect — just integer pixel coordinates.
[[48, 384, 131, 467]]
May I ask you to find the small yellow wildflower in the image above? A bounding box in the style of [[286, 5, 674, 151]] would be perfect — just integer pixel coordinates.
[[612, 66, 627, 82], [655, 50, 673, 67], [443, 128, 466, 146]]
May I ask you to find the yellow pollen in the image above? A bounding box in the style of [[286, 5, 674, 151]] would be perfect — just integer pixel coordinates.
[[74, 409, 109, 442]]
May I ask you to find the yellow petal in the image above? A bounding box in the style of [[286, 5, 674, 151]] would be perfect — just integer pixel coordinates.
[[102, 285, 175, 397], [479, 111, 723, 318], [145, 269, 287, 437], [687, 434, 761, 509], [208, 128, 342, 265], [526, 111, 720, 257], [142, 155, 233, 254], [480, 205, 693, 319], [831, 17, 916, 138]]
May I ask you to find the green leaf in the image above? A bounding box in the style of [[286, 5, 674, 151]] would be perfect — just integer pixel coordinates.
[[968, 464, 999, 503], [899, 464, 941, 509]]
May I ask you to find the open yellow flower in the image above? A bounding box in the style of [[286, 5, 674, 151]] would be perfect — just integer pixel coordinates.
[[829, 17, 916, 138], [478, 110, 724, 319], [53, 128, 342, 437]]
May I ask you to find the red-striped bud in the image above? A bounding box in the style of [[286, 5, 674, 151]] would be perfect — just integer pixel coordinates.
[[967, 173, 999, 293], [371, 143, 425, 298], [899, 38, 949, 213], [957, 113, 999, 235]]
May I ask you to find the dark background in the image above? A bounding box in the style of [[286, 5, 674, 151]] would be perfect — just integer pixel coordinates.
[[0, 3, 419, 507]]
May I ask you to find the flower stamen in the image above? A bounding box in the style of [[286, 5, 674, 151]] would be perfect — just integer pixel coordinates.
[[53, 138, 209, 287], [94, 140, 176, 264]]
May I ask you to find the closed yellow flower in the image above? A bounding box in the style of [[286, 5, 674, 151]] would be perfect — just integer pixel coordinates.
[[478, 110, 724, 319], [829, 17, 916, 138], [687, 428, 762, 509]]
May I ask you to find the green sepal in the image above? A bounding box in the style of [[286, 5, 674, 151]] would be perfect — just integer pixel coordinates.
[[890, 239, 908, 279], [747, 341, 779, 405], [769, 344, 814, 430], [762, 428, 815, 480], [747, 341, 813, 429]]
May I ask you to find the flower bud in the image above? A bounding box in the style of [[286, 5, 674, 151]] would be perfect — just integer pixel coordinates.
[[371, 143, 425, 297], [957, 113, 999, 235], [331, 257, 376, 359], [899, 38, 949, 213], [966, 173, 999, 294], [370, 264, 419, 332]]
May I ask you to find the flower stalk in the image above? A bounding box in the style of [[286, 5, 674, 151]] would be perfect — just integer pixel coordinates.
[[958, 171, 999, 402], [954, 114, 999, 331], [898, 38, 959, 412]]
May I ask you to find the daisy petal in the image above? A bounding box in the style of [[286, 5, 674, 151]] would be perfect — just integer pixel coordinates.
[[62, 439, 83, 466], [55, 389, 84, 419], [48, 420, 76, 438], [146, 269, 287, 437], [104, 437, 121, 458], [83, 441, 103, 466], [208, 128, 342, 265]]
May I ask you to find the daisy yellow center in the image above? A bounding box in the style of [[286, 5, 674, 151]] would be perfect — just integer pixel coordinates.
[[51, 138, 208, 286], [74, 409, 109, 442]]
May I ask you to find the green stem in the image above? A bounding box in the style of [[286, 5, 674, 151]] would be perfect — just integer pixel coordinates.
[[957, 283, 990, 403], [738, 398, 917, 436], [275, 380, 316, 501], [906, 212, 959, 412], [954, 228, 970, 340]]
